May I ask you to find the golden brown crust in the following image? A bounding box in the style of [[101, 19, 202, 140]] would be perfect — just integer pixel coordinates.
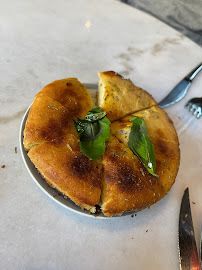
[[99, 71, 122, 79], [37, 78, 93, 113], [23, 78, 93, 151], [23, 94, 76, 150], [101, 135, 180, 216], [28, 134, 104, 212], [98, 71, 157, 121]]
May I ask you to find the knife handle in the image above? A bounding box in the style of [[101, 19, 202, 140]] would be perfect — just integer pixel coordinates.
[[185, 63, 202, 81]]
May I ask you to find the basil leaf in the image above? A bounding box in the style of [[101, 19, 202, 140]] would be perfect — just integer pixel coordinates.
[[82, 122, 102, 140], [73, 106, 110, 160], [88, 106, 103, 114], [85, 106, 106, 122], [79, 116, 110, 160], [128, 116, 159, 177], [73, 119, 87, 136], [73, 119, 102, 140]]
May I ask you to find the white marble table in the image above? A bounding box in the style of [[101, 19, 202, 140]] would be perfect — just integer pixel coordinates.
[[0, 0, 202, 269]]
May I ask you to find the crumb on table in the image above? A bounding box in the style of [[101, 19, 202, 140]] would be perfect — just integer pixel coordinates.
[[1, 165, 6, 168]]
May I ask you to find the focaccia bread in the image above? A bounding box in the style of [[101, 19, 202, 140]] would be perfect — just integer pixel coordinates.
[[98, 71, 157, 121], [23, 73, 180, 216]]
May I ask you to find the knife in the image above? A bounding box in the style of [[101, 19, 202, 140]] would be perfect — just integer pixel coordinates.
[[179, 187, 201, 270], [159, 63, 202, 108]]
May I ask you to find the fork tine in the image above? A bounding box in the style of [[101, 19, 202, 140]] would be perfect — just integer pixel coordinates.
[[189, 105, 196, 112], [185, 97, 202, 119], [185, 104, 192, 111], [193, 108, 198, 115], [197, 111, 202, 119]]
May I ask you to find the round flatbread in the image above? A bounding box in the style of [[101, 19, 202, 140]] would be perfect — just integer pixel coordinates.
[[23, 73, 180, 216]]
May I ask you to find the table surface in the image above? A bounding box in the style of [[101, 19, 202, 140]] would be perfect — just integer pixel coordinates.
[[0, 0, 202, 269]]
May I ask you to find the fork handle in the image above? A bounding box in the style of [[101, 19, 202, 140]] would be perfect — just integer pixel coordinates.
[[185, 63, 202, 81]]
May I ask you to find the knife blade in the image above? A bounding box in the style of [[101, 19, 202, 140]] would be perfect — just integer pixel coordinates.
[[159, 63, 202, 108], [158, 79, 191, 108], [179, 187, 201, 270]]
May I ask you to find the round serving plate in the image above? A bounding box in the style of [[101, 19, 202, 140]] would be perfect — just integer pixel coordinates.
[[19, 85, 135, 219]]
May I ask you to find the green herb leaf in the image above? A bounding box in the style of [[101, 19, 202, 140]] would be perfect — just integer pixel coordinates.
[[79, 116, 110, 159], [128, 116, 159, 177], [73, 106, 110, 160], [85, 106, 106, 122], [73, 119, 102, 140]]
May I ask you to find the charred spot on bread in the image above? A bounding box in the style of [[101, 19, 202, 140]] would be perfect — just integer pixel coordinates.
[[117, 163, 146, 193], [69, 154, 104, 187], [70, 155, 94, 178]]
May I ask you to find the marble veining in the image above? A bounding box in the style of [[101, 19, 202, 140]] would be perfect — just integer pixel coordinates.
[[0, 108, 27, 123], [151, 37, 184, 56]]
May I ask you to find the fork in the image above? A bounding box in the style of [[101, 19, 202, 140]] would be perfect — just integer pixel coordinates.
[[185, 97, 202, 119]]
